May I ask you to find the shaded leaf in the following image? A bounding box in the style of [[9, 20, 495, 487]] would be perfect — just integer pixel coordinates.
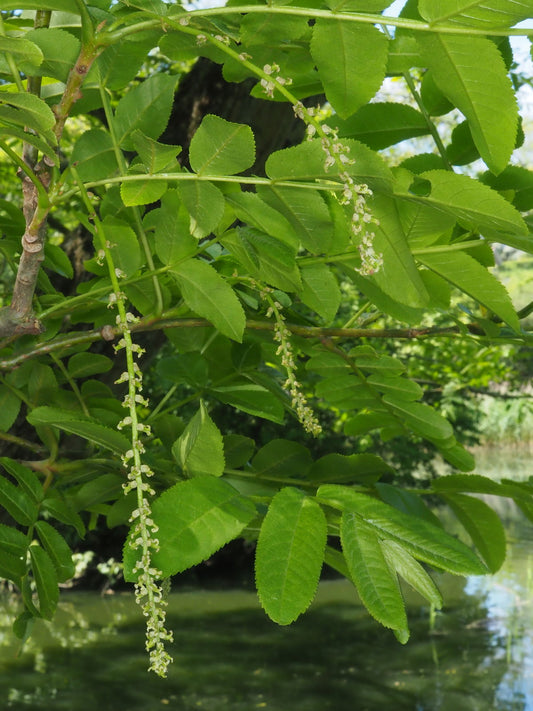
[[27, 407, 130, 454], [171, 258, 245, 341], [35, 520, 75, 582], [29, 545, 59, 620]]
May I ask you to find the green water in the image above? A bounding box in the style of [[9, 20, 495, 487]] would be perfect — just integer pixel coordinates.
[[2, 453, 533, 710]]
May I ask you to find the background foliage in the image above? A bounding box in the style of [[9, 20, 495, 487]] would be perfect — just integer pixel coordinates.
[[2, 0, 533, 676]]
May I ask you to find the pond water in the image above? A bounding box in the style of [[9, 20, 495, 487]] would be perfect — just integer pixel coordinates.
[[2, 451, 533, 711]]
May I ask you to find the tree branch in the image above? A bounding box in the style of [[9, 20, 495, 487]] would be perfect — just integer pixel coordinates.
[[0, 315, 515, 371]]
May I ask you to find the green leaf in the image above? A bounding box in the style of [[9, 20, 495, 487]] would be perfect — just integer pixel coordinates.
[[131, 130, 181, 173], [417, 250, 520, 331], [344, 412, 401, 437], [29, 545, 59, 620], [444, 493, 506, 574], [24, 28, 80, 82], [255, 487, 327, 625], [257, 185, 333, 254], [223, 227, 302, 292], [74, 474, 123, 510], [35, 520, 75, 582], [265, 139, 394, 195], [70, 129, 119, 182], [419, 0, 533, 28], [371, 195, 430, 308], [67, 353, 113, 379], [0, 35, 43, 71], [0, 458, 43, 503], [439, 443, 476, 472], [1, 0, 78, 9], [382, 396, 454, 442], [375, 483, 442, 526], [27, 407, 130, 454], [0, 386, 21, 432], [416, 34, 517, 173], [0, 475, 38, 526], [300, 263, 341, 321], [223, 434, 255, 469], [0, 548, 26, 583], [315, 374, 379, 410], [433, 473, 506, 496], [381, 539, 443, 609], [172, 402, 225, 478], [318, 486, 488, 575], [225, 191, 299, 249], [124, 477, 256, 580], [311, 20, 388, 119], [114, 73, 177, 150], [157, 353, 209, 388], [409, 170, 528, 237], [144, 189, 197, 265], [121, 172, 168, 207], [336, 103, 430, 150], [309, 453, 393, 485], [366, 373, 423, 401], [211, 382, 285, 424], [0, 522, 28, 561], [102, 217, 142, 277], [177, 180, 225, 238], [306, 351, 350, 378], [341, 512, 408, 633], [252, 440, 313, 479], [189, 114, 255, 176], [481, 165, 533, 212], [171, 258, 245, 341], [0, 125, 57, 166], [0, 91, 56, 134], [41, 493, 85, 537]]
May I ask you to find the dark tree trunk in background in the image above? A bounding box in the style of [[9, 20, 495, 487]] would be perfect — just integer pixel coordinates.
[[161, 57, 309, 174]]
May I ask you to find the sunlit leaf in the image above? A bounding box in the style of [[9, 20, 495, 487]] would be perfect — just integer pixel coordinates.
[[256, 487, 327, 624]]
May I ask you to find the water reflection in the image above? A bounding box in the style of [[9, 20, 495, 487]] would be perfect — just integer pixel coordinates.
[[0, 578, 523, 711], [2, 460, 533, 709]]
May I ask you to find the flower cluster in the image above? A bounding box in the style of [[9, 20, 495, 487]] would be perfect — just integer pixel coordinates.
[[112, 304, 173, 676], [293, 101, 383, 276], [260, 63, 292, 99], [267, 300, 322, 437]]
